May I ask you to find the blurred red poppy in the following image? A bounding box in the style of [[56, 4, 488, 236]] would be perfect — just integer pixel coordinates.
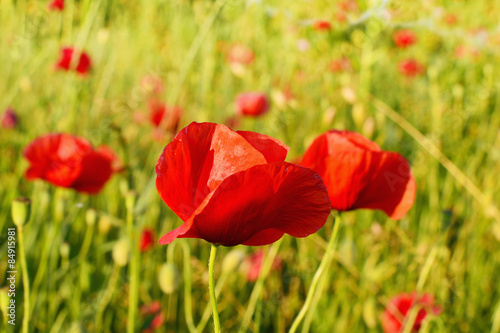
[[49, 0, 64, 11], [148, 99, 182, 133], [228, 44, 255, 65], [444, 13, 458, 25], [393, 30, 417, 48], [244, 249, 283, 282], [300, 131, 416, 220], [2, 108, 18, 129], [24, 134, 119, 194], [382, 292, 442, 333], [329, 57, 352, 72], [156, 122, 331, 246], [312, 20, 332, 31], [397, 59, 424, 77], [140, 301, 165, 333], [235, 92, 269, 117], [140, 228, 155, 252], [55, 47, 92, 75]]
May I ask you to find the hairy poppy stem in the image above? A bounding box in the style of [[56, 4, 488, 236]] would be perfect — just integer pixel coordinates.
[[208, 244, 221, 333], [289, 214, 341, 333], [126, 192, 139, 333], [18, 226, 30, 333]]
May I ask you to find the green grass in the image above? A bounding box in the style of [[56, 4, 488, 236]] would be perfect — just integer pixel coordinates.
[[1, 0, 500, 332]]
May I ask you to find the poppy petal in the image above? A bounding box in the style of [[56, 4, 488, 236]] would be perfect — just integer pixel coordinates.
[[71, 150, 114, 194], [181, 162, 330, 246], [236, 130, 289, 164]]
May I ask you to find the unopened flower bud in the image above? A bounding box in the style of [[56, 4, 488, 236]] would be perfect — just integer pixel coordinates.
[[112, 238, 130, 267], [222, 249, 245, 274], [12, 197, 31, 227], [98, 215, 113, 234], [85, 209, 97, 226], [158, 263, 179, 294], [60, 242, 70, 259]]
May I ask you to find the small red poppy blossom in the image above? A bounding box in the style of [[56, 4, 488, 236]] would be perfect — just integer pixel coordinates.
[[393, 30, 417, 48], [444, 13, 457, 25], [382, 292, 442, 333], [397, 59, 424, 77], [140, 228, 155, 252], [243, 249, 283, 282], [156, 122, 331, 247], [235, 92, 270, 117], [49, 0, 64, 11], [55, 47, 92, 75], [300, 131, 416, 220], [2, 108, 18, 129], [228, 44, 255, 65], [140, 301, 165, 333], [24, 134, 119, 194], [148, 99, 183, 133], [329, 57, 352, 73], [312, 20, 332, 31], [338, 0, 358, 12]]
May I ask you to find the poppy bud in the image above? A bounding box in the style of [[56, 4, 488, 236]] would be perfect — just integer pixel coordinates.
[[11, 197, 31, 227], [222, 249, 245, 274], [2, 108, 18, 129], [125, 190, 137, 213], [235, 92, 270, 117], [158, 263, 180, 294], [98, 215, 113, 234], [85, 209, 97, 226], [60, 242, 70, 259], [112, 238, 130, 267]]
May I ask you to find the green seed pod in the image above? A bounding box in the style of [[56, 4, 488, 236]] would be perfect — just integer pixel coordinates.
[[11, 197, 31, 227], [158, 263, 180, 294], [85, 209, 97, 227], [112, 238, 130, 267], [222, 249, 245, 274]]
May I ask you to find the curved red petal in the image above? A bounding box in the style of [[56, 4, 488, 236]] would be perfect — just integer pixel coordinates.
[[156, 122, 276, 221], [242, 229, 285, 246], [236, 130, 289, 164], [187, 162, 330, 246], [71, 150, 114, 194]]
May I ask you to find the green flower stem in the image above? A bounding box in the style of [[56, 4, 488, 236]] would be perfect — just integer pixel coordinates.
[[95, 264, 120, 333], [209, 244, 221, 333], [289, 215, 341, 333], [126, 194, 139, 333], [18, 226, 30, 333], [196, 271, 229, 332], [238, 238, 283, 333]]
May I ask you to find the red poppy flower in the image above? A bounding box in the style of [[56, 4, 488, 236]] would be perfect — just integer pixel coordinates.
[[49, 0, 64, 11], [156, 122, 331, 246], [55, 47, 92, 75], [329, 57, 352, 73], [228, 44, 255, 65], [235, 92, 270, 117], [300, 131, 416, 220], [148, 99, 182, 133], [444, 13, 457, 25], [393, 30, 417, 48], [312, 20, 332, 31], [140, 228, 155, 252], [397, 59, 424, 77], [2, 108, 18, 129], [243, 249, 283, 282], [140, 301, 165, 333], [382, 292, 442, 333], [24, 134, 119, 194]]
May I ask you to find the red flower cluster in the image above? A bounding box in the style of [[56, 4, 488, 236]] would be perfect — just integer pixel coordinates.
[[55, 47, 92, 75], [393, 30, 417, 49], [235, 92, 270, 117], [24, 134, 119, 194], [301, 131, 416, 219], [382, 293, 442, 333], [397, 59, 424, 77], [156, 122, 331, 246]]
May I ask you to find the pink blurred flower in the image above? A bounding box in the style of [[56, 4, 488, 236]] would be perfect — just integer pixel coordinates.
[[235, 92, 270, 117], [393, 30, 417, 49], [338, 0, 358, 12], [2, 108, 18, 129], [397, 59, 424, 77], [228, 44, 255, 65], [329, 57, 352, 72], [382, 292, 442, 333], [244, 249, 283, 282]]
